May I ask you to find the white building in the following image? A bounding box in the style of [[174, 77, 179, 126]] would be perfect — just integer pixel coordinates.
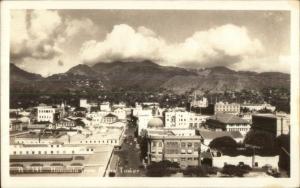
[[191, 97, 208, 108], [112, 102, 126, 109], [214, 102, 240, 115], [206, 113, 251, 136], [212, 154, 279, 169], [276, 112, 290, 135], [10, 143, 94, 155], [165, 110, 209, 129], [165, 110, 190, 129], [79, 99, 90, 109], [241, 102, 276, 112], [36, 106, 55, 123], [113, 108, 126, 120], [137, 114, 153, 135], [100, 102, 111, 111], [188, 113, 210, 129]]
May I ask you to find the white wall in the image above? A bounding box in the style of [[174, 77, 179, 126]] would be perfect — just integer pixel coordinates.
[[213, 155, 279, 169], [37, 106, 55, 123]]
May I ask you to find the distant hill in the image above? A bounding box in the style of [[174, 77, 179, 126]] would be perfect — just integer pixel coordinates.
[[10, 61, 290, 94]]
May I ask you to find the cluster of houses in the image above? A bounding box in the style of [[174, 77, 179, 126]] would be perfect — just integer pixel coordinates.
[[9, 97, 290, 175], [133, 97, 290, 171], [9, 100, 128, 175]]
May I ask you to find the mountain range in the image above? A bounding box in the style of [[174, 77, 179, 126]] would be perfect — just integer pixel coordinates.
[[10, 60, 290, 94]]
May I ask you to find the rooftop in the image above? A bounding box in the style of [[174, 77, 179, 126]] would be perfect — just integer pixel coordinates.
[[208, 113, 249, 124], [252, 113, 276, 118], [199, 130, 243, 140]]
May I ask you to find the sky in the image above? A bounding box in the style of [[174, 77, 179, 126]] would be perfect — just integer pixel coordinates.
[[10, 10, 290, 77]]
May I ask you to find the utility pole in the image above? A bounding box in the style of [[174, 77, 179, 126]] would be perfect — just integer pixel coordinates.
[[245, 144, 261, 168]]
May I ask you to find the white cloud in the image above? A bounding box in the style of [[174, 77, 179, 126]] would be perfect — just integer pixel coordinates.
[[80, 24, 166, 64], [79, 24, 264, 69], [11, 10, 63, 60], [11, 10, 100, 63], [65, 18, 99, 37], [229, 55, 290, 73]]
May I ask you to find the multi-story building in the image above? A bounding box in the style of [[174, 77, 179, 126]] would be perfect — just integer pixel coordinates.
[[188, 113, 210, 129], [10, 143, 94, 156], [36, 105, 55, 123], [214, 102, 240, 115], [206, 113, 251, 136], [165, 110, 190, 129], [252, 113, 290, 136], [14, 126, 125, 148], [165, 110, 209, 129], [147, 134, 202, 167]]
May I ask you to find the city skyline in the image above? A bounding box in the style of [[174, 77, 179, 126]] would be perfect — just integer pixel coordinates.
[[11, 10, 290, 77]]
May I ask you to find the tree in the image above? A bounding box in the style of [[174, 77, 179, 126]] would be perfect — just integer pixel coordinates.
[[146, 160, 180, 177], [74, 119, 85, 127], [244, 130, 275, 150], [221, 164, 251, 177], [209, 136, 238, 150], [257, 107, 273, 113]]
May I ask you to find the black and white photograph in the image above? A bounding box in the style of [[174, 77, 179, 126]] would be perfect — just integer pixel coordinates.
[[1, 1, 299, 188]]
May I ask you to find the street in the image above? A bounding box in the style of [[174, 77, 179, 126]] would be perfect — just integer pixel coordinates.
[[110, 124, 145, 177]]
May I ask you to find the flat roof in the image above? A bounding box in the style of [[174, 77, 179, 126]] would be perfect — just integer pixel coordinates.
[[199, 130, 243, 139], [252, 113, 276, 118]]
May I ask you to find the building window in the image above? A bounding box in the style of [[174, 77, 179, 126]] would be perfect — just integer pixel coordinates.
[[72, 150, 75, 154], [181, 143, 186, 147], [152, 141, 157, 147], [51, 151, 53, 154], [44, 151, 47, 154], [181, 158, 186, 161], [255, 162, 258, 167], [32, 151, 35, 154], [38, 151, 41, 154], [19, 151, 22, 155], [13, 151, 16, 155]]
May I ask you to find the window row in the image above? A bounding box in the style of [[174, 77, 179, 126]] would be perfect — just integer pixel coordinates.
[[79, 140, 117, 144], [12, 150, 76, 155]]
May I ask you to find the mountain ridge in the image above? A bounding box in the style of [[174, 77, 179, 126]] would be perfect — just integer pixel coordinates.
[[10, 61, 290, 94]]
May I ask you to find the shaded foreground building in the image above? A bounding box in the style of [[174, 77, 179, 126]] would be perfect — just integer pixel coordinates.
[[147, 134, 202, 168]]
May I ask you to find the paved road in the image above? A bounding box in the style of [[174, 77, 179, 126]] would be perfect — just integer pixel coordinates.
[[110, 125, 145, 177]]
